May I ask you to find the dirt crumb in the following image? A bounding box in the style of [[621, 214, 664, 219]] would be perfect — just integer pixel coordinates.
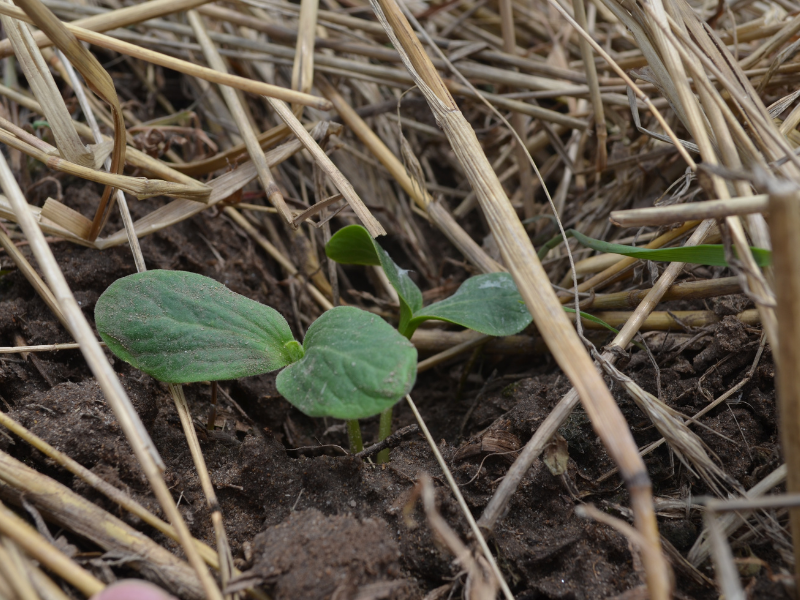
[[236, 508, 411, 600]]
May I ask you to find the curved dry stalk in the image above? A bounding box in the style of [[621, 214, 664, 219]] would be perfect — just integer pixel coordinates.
[[0, 151, 224, 600], [0, 1, 332, 110], [187, 9, 293, 224], [59, 49, 146, 272], [0, 498, 104, 597], [0, 450, 206, 599], [366, 0, 670, 595], [12, 0, 127, 240]]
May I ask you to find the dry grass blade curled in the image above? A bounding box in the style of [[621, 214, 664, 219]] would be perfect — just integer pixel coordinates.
[[0, 9, 103, 170], [12, 0, 126, 241]]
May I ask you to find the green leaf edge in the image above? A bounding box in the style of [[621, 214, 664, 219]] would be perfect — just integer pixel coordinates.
[[275, 306, 417, 420], [405, 273, 533, 338], [325, 225, 423, 334], [95, 270, 300, 384]]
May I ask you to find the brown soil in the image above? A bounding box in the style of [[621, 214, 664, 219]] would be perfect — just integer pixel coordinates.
[[0, 179, 788, 599]]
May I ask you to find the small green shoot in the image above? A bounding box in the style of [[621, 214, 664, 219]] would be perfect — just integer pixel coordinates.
[[95, 270, 417, 422], [539, 229, 772, 266], [325, 225, 534, 461], [326, 225, 533, 338]]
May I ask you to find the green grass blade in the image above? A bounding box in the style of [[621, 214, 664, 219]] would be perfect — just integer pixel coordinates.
[[568, 229, 771, 267]]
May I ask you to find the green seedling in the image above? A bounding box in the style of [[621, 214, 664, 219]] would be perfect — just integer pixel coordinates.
[[325, 225, 534, 461], [94, 270, 417, 421], [539, 229, 772, 266], [325, 225, 533, 339]]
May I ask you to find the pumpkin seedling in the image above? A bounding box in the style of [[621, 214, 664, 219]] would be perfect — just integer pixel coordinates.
[[94, 270, 418, 423], [325, 225, 533, 461]]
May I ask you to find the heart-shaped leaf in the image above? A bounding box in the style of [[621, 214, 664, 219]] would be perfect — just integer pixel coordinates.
[[95, 270, 301, 383], [406, 273, 532, 337], [276, 306, 417, 419], [326, 225, 422, 335]]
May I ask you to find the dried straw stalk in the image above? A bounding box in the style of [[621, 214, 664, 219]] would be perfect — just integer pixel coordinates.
[[770, 187, 800, 591], [290, 0, 319, 112], [0, 449, 205, 598], [611, 195, 770, 227], [497, 0, 534, 218], [366, 0, 670, 596], [0, 0, 212, 57], [0, 1, 331, 110], [187, 9, 293, 224], [0, 498, 104, 597], [11, 0, 127, 240], [0, 151, 224, 600]]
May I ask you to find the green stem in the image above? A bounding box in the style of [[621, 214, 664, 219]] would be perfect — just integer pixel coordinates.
[[346, 419, 363, 454], [376, 408, 393, 464]]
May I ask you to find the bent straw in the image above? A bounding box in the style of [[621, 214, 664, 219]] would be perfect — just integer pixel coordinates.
[[0, 152, 224, 600], [13, 0, 127, 240], [0, 499, 104, 597], [0, 2, 332, 110], [0, 450, 205, 598], [0, 0, 212, 58], [366, 0, 670, 596], [316, 75, 501, 273]]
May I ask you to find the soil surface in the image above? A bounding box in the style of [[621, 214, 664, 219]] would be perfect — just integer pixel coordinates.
[[0, 179, 789, 599]]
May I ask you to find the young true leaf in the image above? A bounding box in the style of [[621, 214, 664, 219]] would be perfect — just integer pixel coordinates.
[[568, 230, 772, 267], [276, 306, 417, 420], [95, 270, 302, 383], [405, 273, 532, 338], [326, 225, 423, 335]]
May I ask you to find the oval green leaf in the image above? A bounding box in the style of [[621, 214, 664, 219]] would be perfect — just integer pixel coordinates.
[[326, 225, 423, 335], [407, 273, 532, 338], [95, 270, 300, 383], [568, 229, 772, 267], [276, 306, 417, 420]]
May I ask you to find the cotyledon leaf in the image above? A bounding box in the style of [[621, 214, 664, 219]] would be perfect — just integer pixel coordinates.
[[406, 273, 533, 338], [326, 225, 423, 335], [276, 306, 417, 420], [95, 270, 303, 383], [568, 230, 772, 267]]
